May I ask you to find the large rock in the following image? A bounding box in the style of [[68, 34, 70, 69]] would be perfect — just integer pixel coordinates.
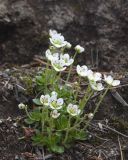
[[0, 0, 128, 71], [0, 0, 41, 64]]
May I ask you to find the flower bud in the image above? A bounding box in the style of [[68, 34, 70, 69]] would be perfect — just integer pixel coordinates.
[[66, 42, 72, 49], [75, 45, 85, 53], [18, 103, 27, 109], [88, 113, 94, 120], [74, 81, 78, 85]]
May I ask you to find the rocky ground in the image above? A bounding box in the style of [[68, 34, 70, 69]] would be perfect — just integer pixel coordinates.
[[0, 61, 128, 160], [0, 0, 128, 71], [0, 0, 128, 159]]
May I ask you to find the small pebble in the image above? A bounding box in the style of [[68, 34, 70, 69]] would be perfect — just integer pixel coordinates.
[[13, 122, 18, 127], [7, 117, 12, 122], [15, 155, 19, 160], [0, 119, 3, 124]]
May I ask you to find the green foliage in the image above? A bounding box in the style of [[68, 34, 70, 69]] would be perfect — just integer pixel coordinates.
[[19, 30, 113, 154], [24, 86, 89, 153], [33, 98, 42, 105], [56, 115, 69, 130], [36, 69, 58, 92]]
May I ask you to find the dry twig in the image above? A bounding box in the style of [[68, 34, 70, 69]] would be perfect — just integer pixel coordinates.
[[118, 136, 124, 160]]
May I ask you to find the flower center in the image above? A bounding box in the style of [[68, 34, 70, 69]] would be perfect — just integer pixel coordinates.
[[69, 108, 76, 114], [54, 63, 62, 69], [54, 39, 62, 45], [51, 101, 57, 108]]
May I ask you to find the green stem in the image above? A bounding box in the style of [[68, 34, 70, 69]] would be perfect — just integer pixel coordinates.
[[61, 47, 65, 53], [41, 108, 44, 132], [66, 52, 78, 83], [55, 114, 87, 132], [51, 69, 57, 89], [94, 87, 109, 115], [25, 107, 34, 120], [45, 61, 49, 93], [74, 76, 81, 101], [82, 90, 94, 109], [79, 85, 92, 109], [68, 114, 87, 131], [57, 72, 62, 82], [48, 116, 55, 146], [84, 87, 110, 130], [63, 116, 71, 144]]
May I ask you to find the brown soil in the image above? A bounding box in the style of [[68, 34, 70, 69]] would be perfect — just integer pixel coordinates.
[[0, 62, 128, 160], [0, 0, 128, 159]]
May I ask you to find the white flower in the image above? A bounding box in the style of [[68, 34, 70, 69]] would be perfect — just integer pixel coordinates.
[[76, 65, 89, 77], [104, 75, 120, 86], [45, 49, 59, 61], [50, 94, 57, 102], [40, 94, 51, 106], [60, 54, 74, 66], [49, 30, 67, 48], [66, 42, 72, 49], [49, 29, 58, 37], [51, 110, 60, 119], [50, 97, 64, 110], [51, 59, 67, 72], [51, 91, 58, 98], [57, 98, 64, 105], [75, 45, 85, 53], [90, 81, 104, 91], [18, 103, 27, 109], [67, 103, 81, 116], [87, 70, 102, 82]]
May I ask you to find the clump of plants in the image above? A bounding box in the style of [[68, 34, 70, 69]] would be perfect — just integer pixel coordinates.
[[19, 30, 120, 153]]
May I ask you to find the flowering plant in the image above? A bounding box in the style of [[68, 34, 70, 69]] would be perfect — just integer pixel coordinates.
[[19, 30, 120, 153]]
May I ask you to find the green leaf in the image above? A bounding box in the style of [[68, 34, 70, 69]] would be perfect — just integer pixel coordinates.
[[73, 130, 88, 140], [33, 98, 42, 105], [51, 145, 64, 153], [36, 75, 45, 84], [32, 133, 44, 145], [32, 133, 49, 146], [56, 86, 73, 100], [64, 143, 71, 149], [30, 111, 42, 121], [55, 132, 62, 143], [57, 115, 68, 130], [24, 118, 35, 124]]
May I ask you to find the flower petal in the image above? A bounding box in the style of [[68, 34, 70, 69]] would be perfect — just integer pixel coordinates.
[[57, 98, 64, 105], [112, 80, 120, 86]]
